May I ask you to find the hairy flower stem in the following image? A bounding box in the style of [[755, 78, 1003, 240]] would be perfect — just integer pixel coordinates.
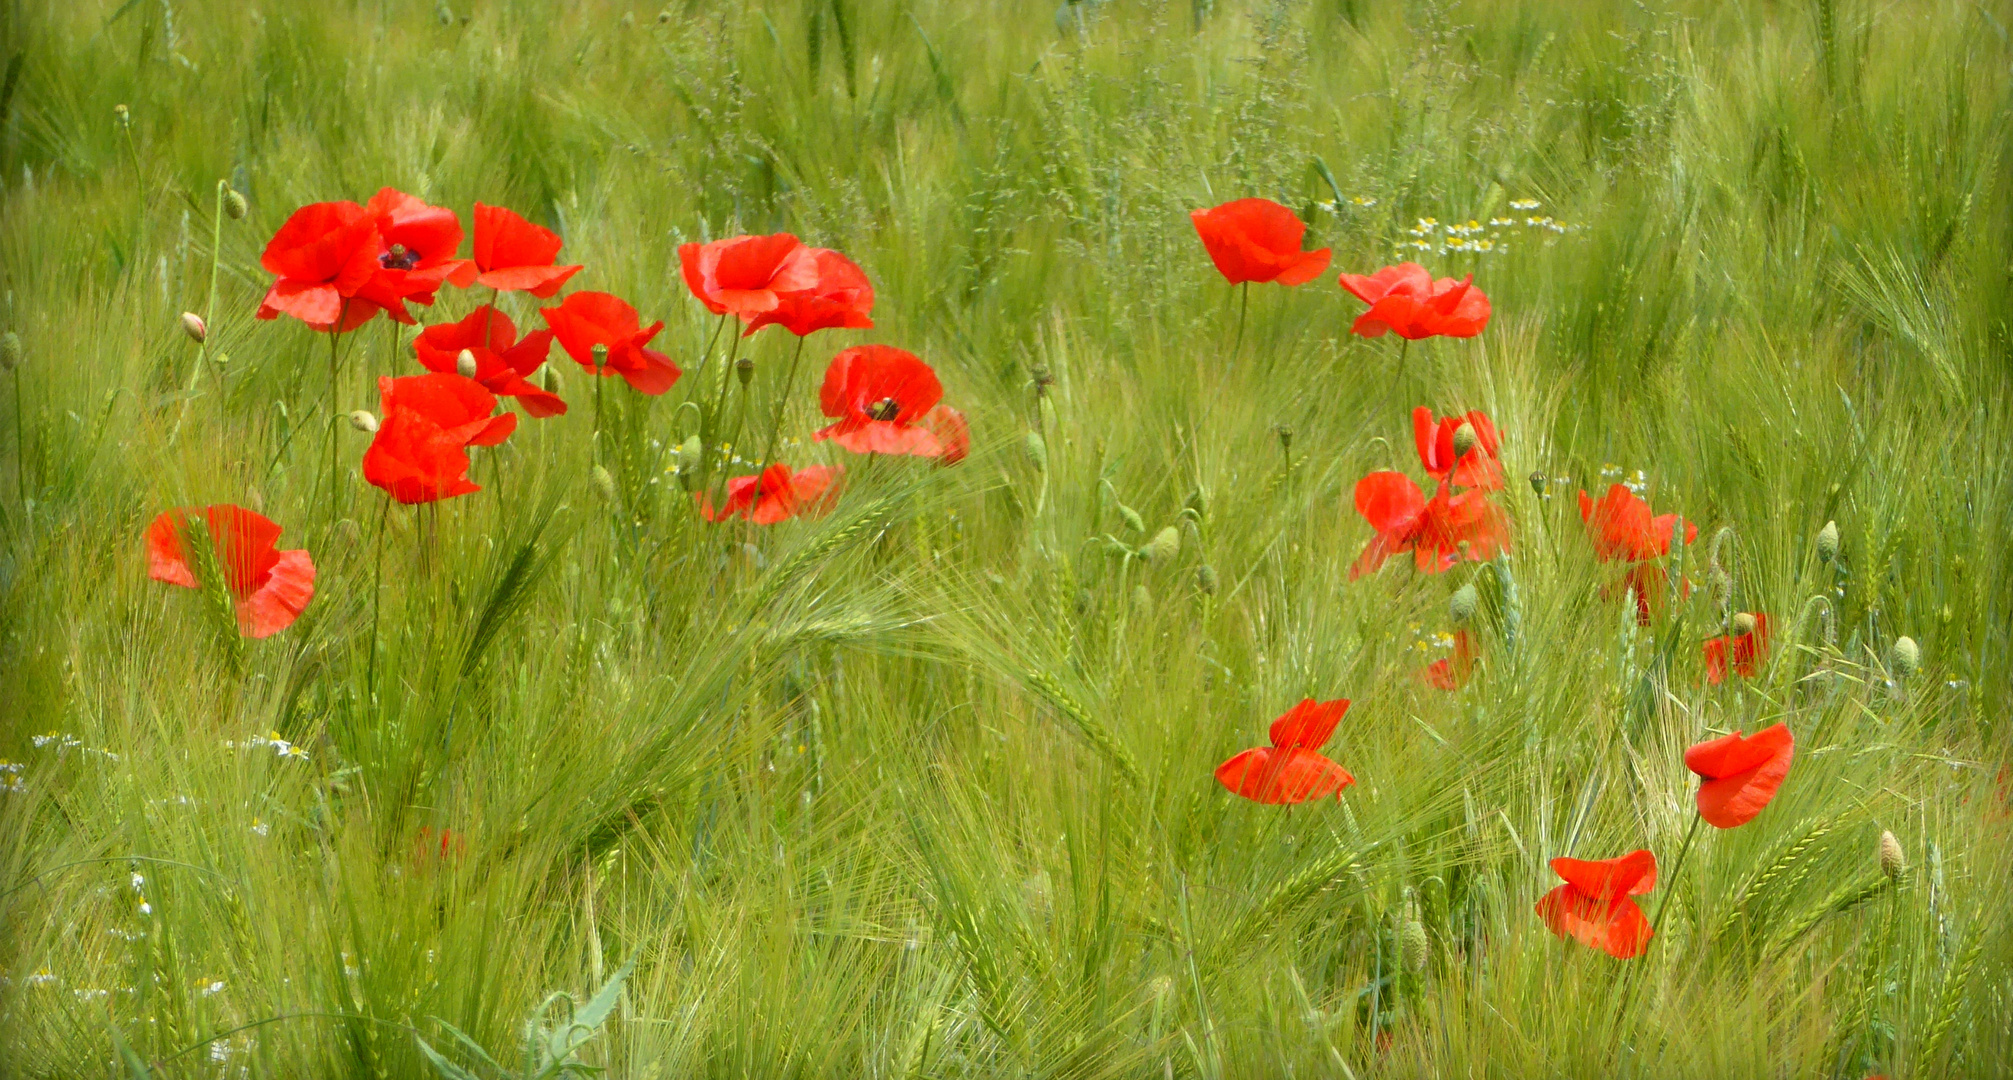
[[326, 307, 347, 522], [170, 180, 228, 444], [592, 350, 605, 465], [1230, 281, 1249, 363], [707, 329, 743, 454], [708, 374, 756, 513], [368, 497, 389, 699], [1649, 812, 1703, 946], [757, 335, 808, 477]]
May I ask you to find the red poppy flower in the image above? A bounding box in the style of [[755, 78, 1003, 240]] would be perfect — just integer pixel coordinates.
[[1703, 615, 1771, 685], [363, 374, 516, 504], [740, 247, 875, 338], [414, 306, 565, 417], [814, 345, 948, 457], [1579, 484, 1696, 563], [1350, 472, 1509, 579], [539, 291, 681, 395], [255, 201, 385, 332], [1414, 406, 1503, 490], [362, 187, 475, 301], [698, 463, 844, 525], [1189, 198, 1333, 287], [1604, 561, 1691, 626], [1215, 698, 1356, 804], [470, 203, 583, 297], [1338, 263, 1491, 339], [1421, 630, 1476, 690], [412, 826, 465, 865], [919, 404, 969, 465], [679, 233, 820, 319], [1535, 850, 1657, 959], [145, 505, 317, 638], [1684, 723, 1794, 829]]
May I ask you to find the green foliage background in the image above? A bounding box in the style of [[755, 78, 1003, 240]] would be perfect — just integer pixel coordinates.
[[0, 0, 2008, 1075]]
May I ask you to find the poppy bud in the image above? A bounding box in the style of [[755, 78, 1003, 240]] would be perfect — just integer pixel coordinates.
[[1186, 488, 1209, 519], [676, 434, 704, 489], [1816, 520, 1839, 563], [180, 312, 207, 343], [542, 365, 561, 392], [1119, 505, 1146, 534], [1142, 526, 1180, 564], [735, 357, 755, 386], [1879, 829, 1905, 882], [114, 103, 130, 127], [0, 331, 19, 371], [1024, 431, 1047, 472], [1890, 636, 1920, 680], [1449, 583, 1478, 625], [454, 349, 478, 378], [1731, 612, 1757, 637], [1452, 422, 1478, 460], [1197, 563, 1219, 595], [224, 188, 248, 220], [348, 410, 379, 433], [591, 464, 619, 505], [1132, 584, 1153, 616], [591, 344, 609, 371], [1401, 917, 1429, 972], [1180, 516, 1202, 552]]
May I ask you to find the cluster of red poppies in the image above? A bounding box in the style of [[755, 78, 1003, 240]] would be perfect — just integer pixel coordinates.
[[1193, 196, 1797, 960]]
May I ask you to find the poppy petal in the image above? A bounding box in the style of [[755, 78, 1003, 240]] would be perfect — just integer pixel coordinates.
[[239, 548, 316, 638], [1267, 698, 1350, 751]]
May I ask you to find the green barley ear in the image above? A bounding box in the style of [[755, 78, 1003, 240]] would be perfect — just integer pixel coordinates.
[[1707, 525, 1735, 622], [1816, 520, 1839, 563], [1, 331, 21, 371], [1449, 583, 1479, 625], [180, 312, 206, 343], [591, 464, 619, 505], [224, 187, 248, 220], [1141, 526, 1180, 564], [1890, 636, 1921, 680], [1023, 430, 1047, 472], [1451, 422, 1477, 460], [348, 410, 378, 433], [1132, 584, 1153, 616], [1491, 554, 1521, 653], [1879, 830, 1905, 882]]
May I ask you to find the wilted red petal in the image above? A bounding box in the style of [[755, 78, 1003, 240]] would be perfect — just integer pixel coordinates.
[[1268, 698, 1350, 751]]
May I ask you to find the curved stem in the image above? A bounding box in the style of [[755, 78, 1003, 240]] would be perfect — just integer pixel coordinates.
[[757, 335, 809, 476]]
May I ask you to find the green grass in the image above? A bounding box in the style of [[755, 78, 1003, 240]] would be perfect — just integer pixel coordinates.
[[2, 0, 2010, 1075]]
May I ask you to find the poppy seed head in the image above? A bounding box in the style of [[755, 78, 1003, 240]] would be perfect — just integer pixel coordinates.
[[1449, 583, 1479, 624], [1452, 422, 1478, 459], [348, 410, 379, 433], [379, 243, 419, 271], [1816, 520, 1839, 563], [224, 188, 248, 220], [1731, 612, 1757, 637], [1274, 425, 1293, 455], [735, 357, 755, 386], [1529, 470, 1547, 497], [114, 103, 130, 126], [590, 344, 609, 370], [0, 332, 19, 371], [867, 397, 901, 421], [455, 349, 478, 378], [1890, 636, 1920, 679], [1879, 830, 1905, 882]]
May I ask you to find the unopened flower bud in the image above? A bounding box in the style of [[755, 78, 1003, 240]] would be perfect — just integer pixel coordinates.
[[348, 410, 379, 433], [590, 343, 609, 371], [1185, 488, 1209, 520], [542, 365, 561, 392], [1142, 526, 1180, 564], [1452, 422, 1478, 459], [676, 434, 704, 489], [1890, 636, 1920, 680], [1449, 583, 1479, 625], [180, 311, 207, 343], [1401, 918, 1428, 972], [0, 332, 19, 371], [114, 103, 130, 127], [1118, 505, 1146, 534], [1878, 830, 1905, 882], [734, 357, 755, 386], [1132, 584, 1153, 616], [1180, 516, 1202, 551], [456, 348, 478, 378], [1024, 431, 1047, 472], [224, 188, 248, 220], [591, 464, 618, 504], [1816, 520, 1839, 563], [1731, 612, 1757, 637], [1196, 563, 1219, 596]]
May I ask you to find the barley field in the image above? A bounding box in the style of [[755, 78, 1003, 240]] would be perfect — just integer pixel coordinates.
[[0, 0, 2009, 1076]]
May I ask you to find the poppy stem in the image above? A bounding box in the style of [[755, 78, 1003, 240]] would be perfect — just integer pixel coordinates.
[[1648, 812, 1703, 947], [592, 349, 605, 464], [1231, 281, 1249, 362], [756, 334, 808, 477], [326, 309, 346, 522], [170, 179, 229, 446], [368, 496, 389, 699], [707, 328, 743, 454]]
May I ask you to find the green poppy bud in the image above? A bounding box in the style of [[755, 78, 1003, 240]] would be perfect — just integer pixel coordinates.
[[1024, 430, 1047, 472], [1185, 488, 1209, 520], [1452, 422, 1478, 460], [1878, 830, 1905, 882], [1132, 584, 1153, 616], [1816, 520, 1839, 563], [114, 103, 130, 127], [1142, 525, 1180, 564], [1180, 516, 1202, 552], [1449, 583, 1479, 625], [0, 332, 19, 371], [1401, 918, 1429, 972], [180, 312, 207, 343], [348, 410, 379, 433], [591, 464, 619, 504], [1890, 636, 1920, 680], [1119, 505, 1146, 534], [1196, 563, 1219, 596], [735, 357, 755, 386], [455, 348, 478, 378], [1731, 612, 1757, 637], [676, 434, 704, 490], [542, 365, 561, 392], [224, 188, 248, 220]]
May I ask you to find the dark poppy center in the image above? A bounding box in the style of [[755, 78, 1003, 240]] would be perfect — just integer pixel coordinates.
[[866, 397, 902, 422], [379, 243, 420, 271]]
